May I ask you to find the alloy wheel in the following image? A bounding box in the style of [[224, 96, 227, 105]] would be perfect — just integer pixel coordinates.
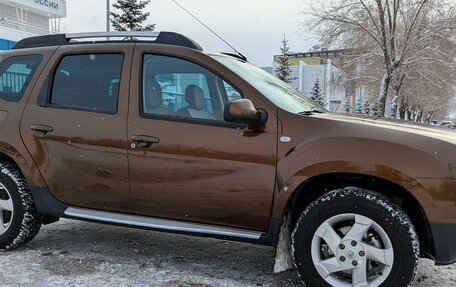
[[311, 213, 394, 287], [0, 183, 14, 236]]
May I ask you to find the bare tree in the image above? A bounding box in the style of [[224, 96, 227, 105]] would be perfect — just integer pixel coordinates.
[[398, 60, 456, 122], [303, 0, 456, 118]]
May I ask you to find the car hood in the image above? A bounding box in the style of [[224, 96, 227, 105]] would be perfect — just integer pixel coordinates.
[[310, 112, 456, 145], [278, 110, 456, 181]]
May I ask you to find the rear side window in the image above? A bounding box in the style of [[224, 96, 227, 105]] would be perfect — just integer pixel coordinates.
[[0, 55, 42, 102], [50, 54, 123, 113]]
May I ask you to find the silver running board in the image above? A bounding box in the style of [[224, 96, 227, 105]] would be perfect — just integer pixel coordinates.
[[64, 207, 262, 240]]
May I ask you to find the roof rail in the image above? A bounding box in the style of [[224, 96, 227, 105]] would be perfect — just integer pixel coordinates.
[[12, 31, 203, 51], [67, 31, 160, 39]]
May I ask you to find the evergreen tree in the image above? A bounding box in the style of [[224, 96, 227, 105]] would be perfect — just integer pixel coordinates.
[[355, 97, 363, 114], [110, 0, 155, 33], [363, 101, 371, 115], [371, 101, 379, 117], [275, 35, 295, 84], [310, 78, 324, 106]]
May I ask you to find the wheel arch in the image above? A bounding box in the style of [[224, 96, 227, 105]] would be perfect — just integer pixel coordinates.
[[0, 147, 44, 188], [280, 172, 435, 260], [0, 152, 25, 177]]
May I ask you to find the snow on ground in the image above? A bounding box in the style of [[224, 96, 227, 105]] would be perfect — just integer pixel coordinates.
[[0, 219, 454, 287]]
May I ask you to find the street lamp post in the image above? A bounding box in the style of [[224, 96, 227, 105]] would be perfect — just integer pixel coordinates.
[[106, 0, 110, 32]]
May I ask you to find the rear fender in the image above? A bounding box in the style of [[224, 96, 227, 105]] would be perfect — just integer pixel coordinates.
[[0, 142, 46, 187]]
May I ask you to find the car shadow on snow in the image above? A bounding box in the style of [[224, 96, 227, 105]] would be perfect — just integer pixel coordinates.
[[23, 219, 302, 286]]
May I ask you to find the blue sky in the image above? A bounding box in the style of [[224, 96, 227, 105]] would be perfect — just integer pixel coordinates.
[[60, 0, 316, 67]]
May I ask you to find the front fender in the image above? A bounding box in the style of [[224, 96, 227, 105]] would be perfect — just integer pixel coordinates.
[[272, 111, 452, 219]]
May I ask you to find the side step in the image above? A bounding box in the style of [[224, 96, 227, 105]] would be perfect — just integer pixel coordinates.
[[64, 207, 262, 240]]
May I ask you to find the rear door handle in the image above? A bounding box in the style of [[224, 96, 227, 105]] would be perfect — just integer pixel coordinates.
[[131, 135, 160, 148], [30, 124, 53, 137]]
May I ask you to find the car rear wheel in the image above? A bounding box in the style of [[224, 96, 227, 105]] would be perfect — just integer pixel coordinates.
[[0, 163, 42, 250], [292, 187, 419, 287]]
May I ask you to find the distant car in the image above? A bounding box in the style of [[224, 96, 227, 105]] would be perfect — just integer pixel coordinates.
[[0, 31, 455, 287], [443, 124, 456, 130], [440, 121, 456, 130]]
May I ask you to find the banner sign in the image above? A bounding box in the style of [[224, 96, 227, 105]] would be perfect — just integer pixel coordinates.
[[0, 0, 67, 17]]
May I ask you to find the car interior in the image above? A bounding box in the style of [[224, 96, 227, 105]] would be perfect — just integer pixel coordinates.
[[142, 54, 241, 122]]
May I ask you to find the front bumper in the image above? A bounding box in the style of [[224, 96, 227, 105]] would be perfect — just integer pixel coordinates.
[[430, 222, 456, 265]]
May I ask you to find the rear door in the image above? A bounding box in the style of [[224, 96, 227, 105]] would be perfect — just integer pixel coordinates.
[[127, 45, 277, 231], [20, 44, 133, 213]]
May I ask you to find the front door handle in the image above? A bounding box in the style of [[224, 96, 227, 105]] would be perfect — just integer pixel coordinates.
[[30, 124, 53, 137], [131, 135, 160, 148]]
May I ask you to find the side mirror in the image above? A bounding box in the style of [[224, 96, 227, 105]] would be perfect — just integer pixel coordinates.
[[224, 99, 268, 128]]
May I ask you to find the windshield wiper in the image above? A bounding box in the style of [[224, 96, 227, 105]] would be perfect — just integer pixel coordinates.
[[298, 109, 324, 115]]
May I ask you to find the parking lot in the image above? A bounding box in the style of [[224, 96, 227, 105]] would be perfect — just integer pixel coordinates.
[[0, 219, 454, 287]]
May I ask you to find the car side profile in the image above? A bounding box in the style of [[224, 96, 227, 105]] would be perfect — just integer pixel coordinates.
[[0, 31, 454, 287]]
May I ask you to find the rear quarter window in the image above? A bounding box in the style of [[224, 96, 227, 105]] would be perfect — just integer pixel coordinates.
[[0, 55, 43, 102]]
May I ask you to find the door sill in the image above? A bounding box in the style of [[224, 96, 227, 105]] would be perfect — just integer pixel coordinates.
[[64, 207, 262, 240]]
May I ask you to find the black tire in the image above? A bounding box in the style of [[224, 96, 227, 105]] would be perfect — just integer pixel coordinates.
[[0, 162, 42, 250], [292, 187, 419, 287]]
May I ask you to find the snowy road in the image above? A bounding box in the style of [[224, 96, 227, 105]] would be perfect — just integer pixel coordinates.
[[0, 219, 454, 287]]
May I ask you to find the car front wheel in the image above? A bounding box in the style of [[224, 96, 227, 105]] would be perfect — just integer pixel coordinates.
[[292, 187, 419, 287]]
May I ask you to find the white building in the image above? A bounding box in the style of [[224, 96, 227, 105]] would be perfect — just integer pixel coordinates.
[[270, 49, 363, 113], [0, 0, 66, 50]]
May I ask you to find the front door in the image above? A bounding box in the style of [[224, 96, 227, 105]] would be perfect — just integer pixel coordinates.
[[20, 44, 133, 213], [128, 46, 277, 231]]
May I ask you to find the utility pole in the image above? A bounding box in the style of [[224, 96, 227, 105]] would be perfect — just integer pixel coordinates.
[[106, 0, 110, 32]]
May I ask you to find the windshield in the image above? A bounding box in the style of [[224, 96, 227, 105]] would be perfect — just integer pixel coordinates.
[[212, 55, 324, 114]]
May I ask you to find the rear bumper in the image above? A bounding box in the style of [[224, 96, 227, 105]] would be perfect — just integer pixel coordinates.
[[430, 222, 456, 265]]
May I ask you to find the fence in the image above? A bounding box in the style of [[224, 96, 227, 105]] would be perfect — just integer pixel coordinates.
[[0, 71, 28, 93]]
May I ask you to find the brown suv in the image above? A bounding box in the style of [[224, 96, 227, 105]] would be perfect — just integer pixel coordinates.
[[0, 31, 454, 287]]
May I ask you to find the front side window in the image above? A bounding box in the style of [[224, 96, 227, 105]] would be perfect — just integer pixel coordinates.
[[49, 54, 124, 113], [0, 55, 42, 102], [142, 54, 242, 122]]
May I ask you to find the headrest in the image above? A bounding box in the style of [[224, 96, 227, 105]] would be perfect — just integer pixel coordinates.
[[184, 85, 205, 110], [145, 81, 163, 108], [110, 82, 119, 97], [55, 70, 69, 81]]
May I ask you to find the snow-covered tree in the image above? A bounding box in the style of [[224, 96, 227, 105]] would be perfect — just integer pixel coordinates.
[[396, 68, 456, 122], [355, 97, 363, 114], [310, 78, 324, 106], [371, 102, 379, 117], [110, 0, 155, 32], [304, 0, 456, 118], [363, 101, 371, 116], [275, 35, 295, 84]]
